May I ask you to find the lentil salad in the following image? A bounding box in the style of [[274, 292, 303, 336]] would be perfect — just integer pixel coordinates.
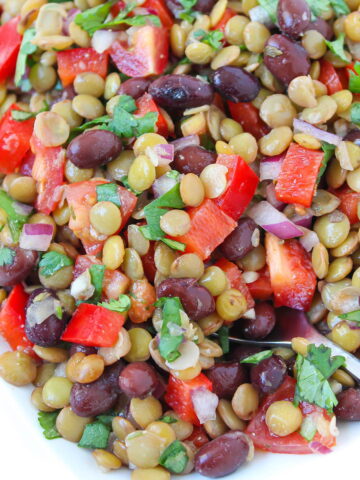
[[0, 0, 360, 478]]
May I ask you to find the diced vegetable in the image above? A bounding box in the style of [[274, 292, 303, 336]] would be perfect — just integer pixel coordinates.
[[0, 16, 22, 83], [227, 101, 270, 139], [57, 48, 109, 87], [318, 59, 343, 95], [330, 186, 360, 224], [215, 258, 255, 309]]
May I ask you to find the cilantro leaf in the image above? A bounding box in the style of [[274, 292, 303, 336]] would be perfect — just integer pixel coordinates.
[[157, 297, 184, 362], [258, 0, 278, 23], [120, 176, 142, 196], [0, 247, 15, 267], [96, 412, 116, 427], [55, 304, 63, 320], [15, 28, 37, 86], [317, 142, 336, 182], [294, 344, 346, 412], [88, 264, 105, 304], [339, 310, 360, 322], [70, 115, 111, 139], [330, 0, 350, 16], [193, 29, 224, 50], [159, 440, 189, 474], [305, 0, 331, 18], [39, 252, 74, 277], [96, 183, 121, 206], [161, 238, 186, 251], [0, 190, 32, 242], [351, 102, 360, 125], [325, 33, 350, 64], [117, 94, 137, 113], [178, 0, 197, 22], [349, 62, 360, 94], [160, 416, 178, 424], [104, 13, 161, 28], [217, 326, 230, 355], [38, 411, 61, 440], [241, 350, 273, 364], [78, 422, 110, 449], [12, 101, 49, 122], [299, 416, 317, 442], [135, 112, 159, 136], [98, 294, 131, 312], [74, 2, 114, 35]]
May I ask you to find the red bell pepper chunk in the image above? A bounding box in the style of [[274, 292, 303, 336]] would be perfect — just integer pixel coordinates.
[[246, 376, 336, 454], [136, 93, 173, 137], [318, 59, 343, 95], [275, 143, 324, 208], [247, 266, 273, 300], [265, 233, 316, 312], [31, 135, 65, 215], [61, 303, 125, 347], [215, 154, 259, 220], [110, 26, 169, 77], [165, 373, 213, 426], [212, 8, 236, 34], [185, 426, 209, 448], [0, 284, 34, 356], [0, 104, 35, 174], [0, 16, 22, 83], [173, 199, 237, 260], [57, 48, 109, 87], [330, 186, 360, 224], [227, 101, 270, 140], [143, 0, 174, 28], [215, 258, 254, 309]]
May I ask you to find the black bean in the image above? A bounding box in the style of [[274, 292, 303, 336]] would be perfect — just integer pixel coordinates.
[[173, 145, 217, 175], [0, 247, 38, 287], [118, 77, 151, 99], [25, 288, 68, 347], [209, 66, 260, 102], [149, 75, 214, 109], [118, 362, 159, 398], [66, 130, 123, 169], [195, 0, 217, 13], [304, 17, 333, 40], [219, 218, 257, 262], [277, 0, 311, 38], [69, 344, 97, 356], [157, 278, 215, 321], [195, 431, 250, 478], [206, 362, 247, 399], [250, 355, 287, 394], [344, 129, 360, 146], [240, 302, 276, 339], [334, 388, 360, 421], [264, 34, 310, 85]]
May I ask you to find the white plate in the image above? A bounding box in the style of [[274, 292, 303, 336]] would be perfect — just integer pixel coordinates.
[[1, 335, 359, 480]]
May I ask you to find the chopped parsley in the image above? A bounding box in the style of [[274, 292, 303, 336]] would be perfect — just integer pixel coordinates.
[[178, 0, 197, 22], [294, 344, 346, 412], [193, 29, 224, 50], [14, 28, 37, 87], [325, 33, 350, 64], [159, 440, 189, 474], [217, 326, 230, 355], [78, 421, 110, 449], [96, 183, 121, 207], [55, 304, 63, 320], [38, 411, 61, 440], [351, 102, 360, 125], [12, 101, 49, 122], [258, 0, 278, 23], [330, 0, 350, 16], [160, 416, 178, 424], [39, 252, 74, 277], [241, 350, 273, 364], [0, 247, 15, 267], [349, 62, 360, 94], [0, 190, 32, 242], [87, 264, 105, 304], [317, 142, 336, 182], [155, 297, 184, 362], [98, 294, 131, 313], [339, 310, 360, 322]]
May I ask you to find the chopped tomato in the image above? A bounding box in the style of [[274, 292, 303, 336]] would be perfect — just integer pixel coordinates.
[[57, 48, 109, 87], [185, 426, 209, 448], [173, 199, 237, 260], [247, 266, 273, 300], [0, 16, 22, 83], [212, 8, 236, 34], [136, 93, 173, 137], [215, 258, 254, 309], [215, 154, 259, 220], [61, 303, 125, 347], [31, 135, 65, 215], [128, 278, 156, 324], [275, 143, 324, 208], [265, 233, 316, 312], [318, 59, 343, 95], [0, 284, 34, 356], [247, 376, 336, 454], [110, 26, 169, 77], [143, 0, 174, 28], [227, 101, 270, 140], [330, 186, 360, 224], [165, 374, 213, 426], [0, 104, 35, 174]]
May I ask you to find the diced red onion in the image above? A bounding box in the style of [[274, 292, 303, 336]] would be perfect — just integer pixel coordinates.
[[249, 6, 274, 27], [146, 144, 174, 167], [248, 201, 304, 239], [152, 174, 178, 198], [13, 201, 33, 216], [299, 227, 319, 252], [19, 223, 53, 251], [260, 154, 285, 181], [291, 211, 313, 228], [265, 182, 285, 210], [293, 119, 342, 146], [171, 135, 200, 152], [309, 441, 332, 455], [63, 8, 80, 36], [92, 30, 120, 53], [191, 387, 219, 424]]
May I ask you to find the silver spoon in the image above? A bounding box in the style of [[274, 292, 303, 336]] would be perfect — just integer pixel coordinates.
[[214, 308, 360, 383]]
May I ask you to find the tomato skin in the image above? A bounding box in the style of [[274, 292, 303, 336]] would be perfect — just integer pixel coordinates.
[[185, 426, 210, 448], [215, 258, 255, 309], [0, 284, 34, 356], [61, 303, 125, 347], [0, 16, 22, 83], [31, 135, 65, 215], [0, 105, 35, 174], [266, 233, 316, 312], [143, 0, 174, 28], [247, 266, 273, 300], [318, 59, 343, 94], [275, 143, 324, 208], [110, 26, 169, 77], [246, 376, 336, 454], [215, 154, 259, 220], [227, 101, 270, 140], [57, 48, 109, 87], [330, 186, 360, 224], [136, 93, 173, 137], [212, 8, 236, 34], [165, 374, 213, 426]]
